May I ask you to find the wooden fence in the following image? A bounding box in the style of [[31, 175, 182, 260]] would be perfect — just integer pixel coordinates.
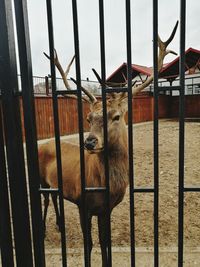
[[19, 94, 200, 140], [170, 95, 200, 118]]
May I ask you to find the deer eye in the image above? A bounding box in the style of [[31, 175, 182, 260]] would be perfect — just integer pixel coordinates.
[[113, 115, 120, 121], [87, 118, 90, 124]]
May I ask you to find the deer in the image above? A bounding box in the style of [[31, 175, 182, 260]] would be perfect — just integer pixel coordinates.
[[38, 21, 178, 267]]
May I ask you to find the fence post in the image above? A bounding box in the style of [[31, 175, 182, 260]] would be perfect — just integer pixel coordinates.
[[0, 104, 14, 267], [0, 0, 34, 265], [45, 75, 49, 95]]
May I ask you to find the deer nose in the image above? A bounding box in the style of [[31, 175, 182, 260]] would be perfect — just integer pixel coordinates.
[[84, 135, 98, 150]]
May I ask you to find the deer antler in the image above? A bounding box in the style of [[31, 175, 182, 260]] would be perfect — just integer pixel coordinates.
[[44, 49, 74, 90], [132, 21, 179, 96], [44, 49, 97, 104], [113, 21, 178, 101], [102, 21, 178, 103], [70, 77, 97, 104]]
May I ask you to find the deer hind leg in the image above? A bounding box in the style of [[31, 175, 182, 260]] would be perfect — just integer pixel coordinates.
[[51, 193, 61, 231], [98, 213, 111, 267], [43, 192, 50, 236], [78, 207, 93, 266]]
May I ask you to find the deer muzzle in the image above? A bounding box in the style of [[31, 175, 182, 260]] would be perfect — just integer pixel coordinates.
[[84, 134, 98, 151]]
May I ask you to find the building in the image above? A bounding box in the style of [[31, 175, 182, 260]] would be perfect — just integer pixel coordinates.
[[106, 47, 200, 95]]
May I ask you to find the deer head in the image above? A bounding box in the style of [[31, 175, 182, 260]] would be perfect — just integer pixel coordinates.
[[84, 94, 128, 153], [44, 21, 178, 154]]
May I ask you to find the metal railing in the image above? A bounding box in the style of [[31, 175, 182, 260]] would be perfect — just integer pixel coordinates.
[[16, 74, 100, 96], [151, 74, 200, 95], [135, 74, 200, 96]]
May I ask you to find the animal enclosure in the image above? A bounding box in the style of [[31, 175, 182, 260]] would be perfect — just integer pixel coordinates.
[[0, 0, 199, 267]]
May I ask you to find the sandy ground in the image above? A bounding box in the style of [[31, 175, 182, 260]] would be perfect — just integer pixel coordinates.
[[43, 120, 200, 266]]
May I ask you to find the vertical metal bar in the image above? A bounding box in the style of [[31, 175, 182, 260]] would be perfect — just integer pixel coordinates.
[[125, 0, 135, 266], [45, 76, 49, 95], [71, 1, 90, 265], [178, 0, 186, 265], [152, 1, 159, 266], [0, 0, 33, 265], [98, 0, 112, 265], [46, 1, 67, 266], [13, 1, 45, 266], [0, 106, 14, 267]]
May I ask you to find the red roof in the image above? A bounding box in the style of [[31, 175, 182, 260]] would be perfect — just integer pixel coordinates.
[[159, 47, 200, 79], [106, 63, 152, 85], [106, 47, 200, 84]]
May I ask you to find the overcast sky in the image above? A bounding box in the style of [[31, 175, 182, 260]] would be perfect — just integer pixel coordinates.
[[26, 0, 200, 80]]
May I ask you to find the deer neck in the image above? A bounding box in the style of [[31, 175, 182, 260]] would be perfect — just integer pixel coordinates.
[[97, 137, 128, 196]]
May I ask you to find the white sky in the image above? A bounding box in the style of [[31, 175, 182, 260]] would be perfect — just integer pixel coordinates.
[[26, 0, 200, 80]]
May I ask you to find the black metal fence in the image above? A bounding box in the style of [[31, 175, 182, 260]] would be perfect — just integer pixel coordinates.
[[0, 0, 197, 266], [17, 74, 100, 96], [16, 74, 200, 96], [148, 74, 200, 95]]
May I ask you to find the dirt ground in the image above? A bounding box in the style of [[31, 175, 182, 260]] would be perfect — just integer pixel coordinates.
[[43, 120, 200, 266]]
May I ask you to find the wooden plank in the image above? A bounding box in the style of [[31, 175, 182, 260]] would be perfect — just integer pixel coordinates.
[[17, 95, 200, 140]]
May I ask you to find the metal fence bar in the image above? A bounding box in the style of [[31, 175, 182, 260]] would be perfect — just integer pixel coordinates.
[[13, 1, 45, 266], [39, 188, 59, 193], [71, 1, 90, 266], [0, 106, 14, 267], [55, 89, 78, 96], [46, 1, 67, 266], [125, 0, 135, 266], [178, 0, 186, 266], [98, 0, 112, 265], [105, 87, 129, 93], [0, 0, 33, 265], [184, 187, 200, 192], [133, 188, 155, 193], [153, 1, 159, 266]]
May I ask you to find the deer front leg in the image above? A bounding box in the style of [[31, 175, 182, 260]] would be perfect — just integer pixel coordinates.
[[78, 206, 93, 267], [98, 213, 111, 267], [51, 193, 61, 231], [42, 192, 50, 236]]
